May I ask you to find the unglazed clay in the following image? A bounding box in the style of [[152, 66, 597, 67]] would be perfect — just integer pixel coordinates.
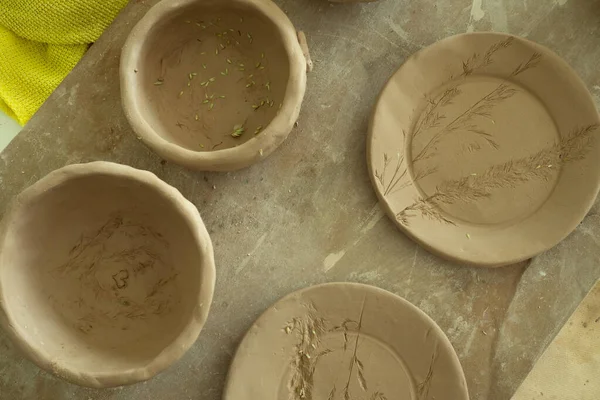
[[224, 283, 469, 400], [0, 162, 216, 388], [121, 0, 307, 171], [368, 33, 600, 267]]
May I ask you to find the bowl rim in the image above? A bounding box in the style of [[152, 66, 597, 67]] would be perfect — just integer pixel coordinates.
[[0, 161, 216, 388], [120, 0, 307, 171]]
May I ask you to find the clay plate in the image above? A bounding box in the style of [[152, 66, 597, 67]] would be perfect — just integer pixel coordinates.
[[0, 162, 216, 388], [224, 283, 469, 400], [121, 0, 307, 171], [368, 33, 600, 267]]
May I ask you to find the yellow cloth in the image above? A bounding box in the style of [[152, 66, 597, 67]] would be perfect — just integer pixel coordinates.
[[0, 0, 128, 125]]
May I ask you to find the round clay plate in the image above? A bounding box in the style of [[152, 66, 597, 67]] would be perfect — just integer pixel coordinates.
[[368, 32, 600, 267], [224, 283, 469, 400]]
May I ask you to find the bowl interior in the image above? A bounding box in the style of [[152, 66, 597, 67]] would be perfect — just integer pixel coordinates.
[[137, 2, 290, 152], [0, 172, 204, 375]]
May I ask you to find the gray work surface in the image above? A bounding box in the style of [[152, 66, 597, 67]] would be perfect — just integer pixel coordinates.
[[1, 1, 599, 399]]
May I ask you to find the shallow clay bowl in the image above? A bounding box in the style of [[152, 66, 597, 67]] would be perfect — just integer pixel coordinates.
[[0, 162, 215, 388], [121, 0, 308, 171]]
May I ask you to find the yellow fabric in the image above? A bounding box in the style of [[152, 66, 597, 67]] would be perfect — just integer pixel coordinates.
[[0, 1, 128, 125]]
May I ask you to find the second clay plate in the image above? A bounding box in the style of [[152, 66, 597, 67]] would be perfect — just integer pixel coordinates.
[[223, 283, 469, 400], [368, 33, 600, 267]]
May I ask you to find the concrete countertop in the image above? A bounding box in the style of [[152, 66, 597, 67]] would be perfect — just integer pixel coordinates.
[[1, 0, 599, 399]]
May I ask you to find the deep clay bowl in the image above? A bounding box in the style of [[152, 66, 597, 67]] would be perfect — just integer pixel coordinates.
[[0, 162, 216, 388], [121, 0, 308, 171]]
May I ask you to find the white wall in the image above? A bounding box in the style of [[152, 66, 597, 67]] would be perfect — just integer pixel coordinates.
[[0, 111, 21, 152]]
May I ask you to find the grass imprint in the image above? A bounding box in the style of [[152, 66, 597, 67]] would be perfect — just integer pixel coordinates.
[[397, 124, 599, 226], [285, 299, 388, 400]]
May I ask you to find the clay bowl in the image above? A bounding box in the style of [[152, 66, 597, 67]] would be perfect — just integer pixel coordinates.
[[121, 0, 308, 171], [0, 162, 215, 388]]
